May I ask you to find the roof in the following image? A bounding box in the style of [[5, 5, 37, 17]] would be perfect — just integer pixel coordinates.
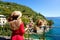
[[0, 15, 6, 18]]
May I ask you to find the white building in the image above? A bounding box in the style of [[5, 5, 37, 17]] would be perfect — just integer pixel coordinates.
[[0, 15, 7, 27]]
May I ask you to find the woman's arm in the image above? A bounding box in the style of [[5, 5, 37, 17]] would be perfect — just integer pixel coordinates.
[[25, 25, 29, 31]]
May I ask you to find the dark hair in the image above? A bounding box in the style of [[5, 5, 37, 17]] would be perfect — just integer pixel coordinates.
[[11, 15, 19, 20], [7, 15, 19, 22], [7, 16, 13, 22]]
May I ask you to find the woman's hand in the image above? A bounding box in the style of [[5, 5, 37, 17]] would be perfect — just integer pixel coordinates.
[[25, 24, 29, 31]]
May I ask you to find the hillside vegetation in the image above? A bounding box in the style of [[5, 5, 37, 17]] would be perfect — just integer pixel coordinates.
[[0, 1, 53, 36], [0, 1, 46, 18], [0, 1, 47, 24]]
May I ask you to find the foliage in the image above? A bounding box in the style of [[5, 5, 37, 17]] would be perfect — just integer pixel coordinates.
[[0, 1, 48, 26], [0, 1, 46, 19], [22, 16, 30, 26], [0, 1, 54, 36], [0, 23, 12, 36], [47, 20, 54, 26]]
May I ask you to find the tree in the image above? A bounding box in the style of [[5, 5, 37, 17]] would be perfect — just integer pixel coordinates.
[[47, 20, 54, 27]]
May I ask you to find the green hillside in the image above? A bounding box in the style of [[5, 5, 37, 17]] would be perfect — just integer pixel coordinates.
[[0, 1, 47, 25], [0, 1, 46, 19], [0, 1, 53, 36]]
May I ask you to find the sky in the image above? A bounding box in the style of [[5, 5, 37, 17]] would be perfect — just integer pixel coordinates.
[[2, 0, 60, 17]]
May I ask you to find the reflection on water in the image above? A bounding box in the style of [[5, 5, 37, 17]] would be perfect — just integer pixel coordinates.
[[46, 27, 60, 40], [29, 27, 60, 40]]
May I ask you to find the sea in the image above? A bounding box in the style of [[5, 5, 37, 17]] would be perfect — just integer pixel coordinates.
[[30, 17, 60, 40], [46, 17, 60, 40]]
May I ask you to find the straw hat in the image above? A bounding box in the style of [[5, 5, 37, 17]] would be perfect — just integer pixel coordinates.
[[9, 11, 22, 30], [11, 11, 22, 19]]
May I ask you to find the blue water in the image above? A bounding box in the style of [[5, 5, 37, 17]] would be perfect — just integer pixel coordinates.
[[46, 17, 60, 40], [30, 17, 60, 40]]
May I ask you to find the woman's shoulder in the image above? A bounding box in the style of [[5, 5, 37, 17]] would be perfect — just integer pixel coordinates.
[[20, 22, 24, 25]]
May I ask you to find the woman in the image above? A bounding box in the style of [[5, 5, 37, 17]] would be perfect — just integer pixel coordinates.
[[8, 11, 28, 40]]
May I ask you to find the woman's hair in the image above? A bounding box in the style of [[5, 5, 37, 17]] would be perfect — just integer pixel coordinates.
[[7, 16, 13, 22], [7, 11, 23, 30], [7, 15, 19, 22], [11, 11, 22, 19], [8, 11, 22, 22], [11, 15, 19, 20]]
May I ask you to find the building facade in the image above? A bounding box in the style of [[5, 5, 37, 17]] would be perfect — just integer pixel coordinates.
[[0, 15, 7, 27]]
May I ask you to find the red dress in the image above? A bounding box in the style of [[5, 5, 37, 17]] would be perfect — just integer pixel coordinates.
[[11, 23, 25, 40]]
